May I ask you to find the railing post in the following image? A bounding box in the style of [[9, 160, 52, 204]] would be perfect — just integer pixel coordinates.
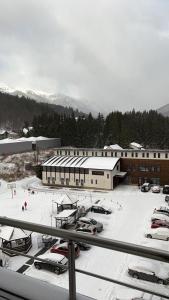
[[68, 240, 76, 300]]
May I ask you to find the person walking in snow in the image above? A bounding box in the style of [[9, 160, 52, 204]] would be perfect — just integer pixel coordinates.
[[24, 201, 27, 210], [22, 205, 24, 211]]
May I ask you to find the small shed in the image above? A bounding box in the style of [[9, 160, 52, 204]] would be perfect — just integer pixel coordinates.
[[0, 226, 32, 256], [54, 209, 77, 228], [54, 194, 78, 213]]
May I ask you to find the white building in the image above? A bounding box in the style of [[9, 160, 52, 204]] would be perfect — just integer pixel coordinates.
[[42, 156, 125, 190]]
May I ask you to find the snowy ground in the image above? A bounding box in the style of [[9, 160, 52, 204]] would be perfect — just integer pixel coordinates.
[[0, 177, 169, 300]]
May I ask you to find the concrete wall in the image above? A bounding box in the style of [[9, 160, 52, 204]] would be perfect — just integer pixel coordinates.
[[0, 138, 61, 155]]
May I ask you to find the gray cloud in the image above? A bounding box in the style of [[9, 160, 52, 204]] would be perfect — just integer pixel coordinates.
[[0, 0, 169, 113]]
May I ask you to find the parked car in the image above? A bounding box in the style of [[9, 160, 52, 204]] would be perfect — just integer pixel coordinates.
[[77, 217, 103, 232], [50, 242, 80, 258], [151, 213, 169, 222], [165, 195, 169, 203], [90, 205, 112, 214], [151, 185, 160, 193], [34, 253, 68, 274], [163, 185, 169, 194], [141, 183, 151, 192], [151, 220, 169, 229], [76, 223, 97, 235], [145, 228, 169, 241], [128, 264, 169, 285], [153, 206, 169, 216], [59, 238, 91, 251]]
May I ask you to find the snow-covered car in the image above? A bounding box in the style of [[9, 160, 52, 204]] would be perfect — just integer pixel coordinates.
[[128, 264, 169, 285], [153, 206, 169, 216], [151, 213, 169, 222], [77, 217, 103, 232], [151, 185, 160, 193], [34, 253, 68, 274], [141, 183, 151, 192], [90, 205, 112, 214], [76, 223, 97, 235], [145, 228, 169, 241], [151, 220, 169, 229], [50, 242, 80, 258]]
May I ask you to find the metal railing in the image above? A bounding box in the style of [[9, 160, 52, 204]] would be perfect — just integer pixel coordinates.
[[0, 216, 169, 300]]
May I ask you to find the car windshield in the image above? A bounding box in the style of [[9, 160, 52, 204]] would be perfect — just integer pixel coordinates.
[[90, 219, 97, 225]]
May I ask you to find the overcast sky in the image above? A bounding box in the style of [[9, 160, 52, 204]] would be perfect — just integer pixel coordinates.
[[0, 0, 169, 113]]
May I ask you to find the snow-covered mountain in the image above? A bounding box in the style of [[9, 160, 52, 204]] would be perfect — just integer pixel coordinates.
[[0, 83, 100, 116], [157, 103, 169, 117]]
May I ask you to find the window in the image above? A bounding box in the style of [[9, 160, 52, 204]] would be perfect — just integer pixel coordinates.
[[81, 179, 84, 186], [92, 171, 104, 176], [95, 152, 97, 156], [117, 165, 119, 170], [60, 178, 64, 185], [165, 153, 168, 158], [52, 177, 55, 184], [57, 150, 59, 155], [60, 150, 62, 155], [154, 153, 156, 158], [121, 152, 123, 157], [91, 179, 93, 184], [65, 151, 67, 155], [77, 151, 79, 156], [74, 151, 76, 155], [92, 152, 94, 156], [83, 151, 85, 156], [102, 152, 103, 157], [142, 153, 145, 158], [95, 180, 97, 184], [66, 178, 69, 185], [107, 174, 109, 179], [135, 153, 138, 157], [105, 152, 107, 157], [76, 179, 79, 186], [47, 177, 50, 184], [111, 152, 113, 157], [146, 153, 149, 158], [158, 153, 160, 158], [131, 152, 134, 157], [68, 151, 70, 155], [86, 151, 88, 156], [125, 152, 127, 157]]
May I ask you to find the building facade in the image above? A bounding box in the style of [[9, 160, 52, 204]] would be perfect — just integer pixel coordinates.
[[42, 156, 123, 190], [42, 147, 169, 187]]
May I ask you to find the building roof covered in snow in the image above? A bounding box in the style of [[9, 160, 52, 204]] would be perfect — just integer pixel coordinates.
[[104, 144, 123, 150], [129, 142, 144, 150], [0, 226, 31, 241], [54, 194, 77, 205], [43, 156, 120, 171]]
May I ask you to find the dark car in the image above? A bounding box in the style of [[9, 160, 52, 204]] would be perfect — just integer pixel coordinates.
[[163, 185, 169, 194], [141, 183, 151, 192], [151, 220, 169, 229], [165, 195, 169, 203], [34, 253, 68, 274], [128, 265, 169, 285], [50, 242, 80, 258], [90, 205, 112, 214]]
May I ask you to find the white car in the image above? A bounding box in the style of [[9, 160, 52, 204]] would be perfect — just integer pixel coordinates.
[[151, 213, 169, 222], [151, 185, 160, 193], [145, 228, 169, 241], [77, 217, 103, 232]]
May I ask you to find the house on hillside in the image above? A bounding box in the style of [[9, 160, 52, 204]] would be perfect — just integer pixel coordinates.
[[0, 130, 8, 140]]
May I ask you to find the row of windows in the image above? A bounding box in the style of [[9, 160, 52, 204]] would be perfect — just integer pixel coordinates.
[[127, 165, 160, 172], [56, 150, 168, 159]]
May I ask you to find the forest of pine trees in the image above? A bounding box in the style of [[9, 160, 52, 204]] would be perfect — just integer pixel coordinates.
[[32, 110, 169, 149]]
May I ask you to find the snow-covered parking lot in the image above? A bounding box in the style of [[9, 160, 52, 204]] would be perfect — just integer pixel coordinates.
[[0, 177, 169, 300]]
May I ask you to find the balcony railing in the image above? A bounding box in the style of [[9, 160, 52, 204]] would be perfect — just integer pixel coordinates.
[[0, 216, 169, 300]]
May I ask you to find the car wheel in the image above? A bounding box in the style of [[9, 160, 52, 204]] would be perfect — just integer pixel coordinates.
[[133, 273, 139, 279], [147, 234, 152, 238], [35, 263, 41, 270], [158, 279, 163, 284], [54, 267, 60, 275]]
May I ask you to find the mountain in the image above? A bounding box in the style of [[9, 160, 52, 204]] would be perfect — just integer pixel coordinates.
[[157, 104, 169, 117], [0, 83, 99, 116]]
